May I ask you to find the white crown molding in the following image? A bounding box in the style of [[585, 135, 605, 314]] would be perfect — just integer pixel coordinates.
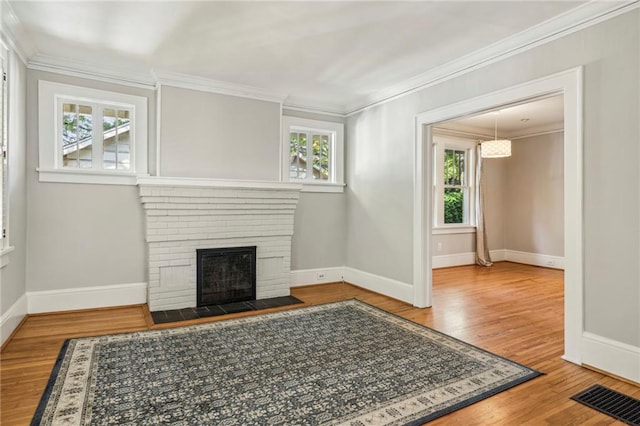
[[509, 126, 565, 140], [4, 0, 638, 112], [0, 31, 28, 66], [0, 0, 35, 64], [154, 70, 287, 104], [345, 0, 640, 116], [283, 97, 346, 117], [282, 104, 346, 119], [438, 121, 565, 140], [28, 53, 156, 90]]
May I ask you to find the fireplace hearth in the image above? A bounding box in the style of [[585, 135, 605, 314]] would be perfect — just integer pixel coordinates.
[[197, 246, 256, 306]]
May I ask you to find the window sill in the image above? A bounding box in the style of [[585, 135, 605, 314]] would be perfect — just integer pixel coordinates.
[[295, 182, 345, 193], [0, 246, 15, 269], [37, 168, 149, 186], [432, 226, 476, 235]]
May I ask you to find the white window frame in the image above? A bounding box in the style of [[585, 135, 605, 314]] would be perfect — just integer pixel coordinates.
[[38, 80, 148, 185], [281, 116, 344, 193], [432, 134, 476, 234]]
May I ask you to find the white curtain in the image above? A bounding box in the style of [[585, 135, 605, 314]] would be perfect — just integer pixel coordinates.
[[476, 145, 493, 267]]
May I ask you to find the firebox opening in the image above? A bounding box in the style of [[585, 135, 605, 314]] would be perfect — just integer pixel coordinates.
[[197, 246, 257, 307]]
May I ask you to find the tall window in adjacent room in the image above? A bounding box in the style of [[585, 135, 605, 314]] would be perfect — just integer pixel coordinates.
[[433, 134, 476, 230]]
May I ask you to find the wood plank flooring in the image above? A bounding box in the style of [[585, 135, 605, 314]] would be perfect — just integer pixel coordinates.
[[2, 262, 638, 425]]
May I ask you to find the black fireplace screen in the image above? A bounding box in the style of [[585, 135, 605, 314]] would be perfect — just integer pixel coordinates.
[[196, 246, 256, 306]]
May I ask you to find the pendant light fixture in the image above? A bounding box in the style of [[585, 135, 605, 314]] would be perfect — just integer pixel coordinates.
[[481, 112, 511, 158]]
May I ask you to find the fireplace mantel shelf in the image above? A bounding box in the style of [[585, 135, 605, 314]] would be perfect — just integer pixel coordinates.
[[137, 176, 303, 191]]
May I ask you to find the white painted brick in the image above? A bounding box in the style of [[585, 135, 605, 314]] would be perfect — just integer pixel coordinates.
[[151, 253, 189, 262], [142, 184, 300, 310]]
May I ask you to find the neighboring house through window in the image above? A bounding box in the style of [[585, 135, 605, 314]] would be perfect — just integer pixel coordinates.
[[282, 116, 344, 192], [38, 81, 148, 185], [433, 134, 476, 232]]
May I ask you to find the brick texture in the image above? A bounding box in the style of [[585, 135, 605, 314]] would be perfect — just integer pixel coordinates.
[[140, 185, 300, 311]]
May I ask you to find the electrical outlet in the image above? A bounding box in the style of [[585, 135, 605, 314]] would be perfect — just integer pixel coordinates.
[[437, 242, 442, 252], [316, 272, 326, 281], [546, 260, 555, 267]]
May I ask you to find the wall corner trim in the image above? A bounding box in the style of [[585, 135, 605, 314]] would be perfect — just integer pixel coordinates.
[[0, 293, 28, 346], [27, 282, 147, 314], [582, 332, 640, 383]]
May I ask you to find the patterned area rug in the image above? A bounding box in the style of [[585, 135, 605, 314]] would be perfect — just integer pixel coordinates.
[[32, 299, 541, 425]]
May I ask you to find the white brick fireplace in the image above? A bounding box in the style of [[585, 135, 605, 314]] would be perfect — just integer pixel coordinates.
[[137, 177, 301, 311]]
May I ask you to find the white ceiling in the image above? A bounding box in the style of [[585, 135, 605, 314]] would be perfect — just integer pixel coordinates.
[[440, 95, 565, 139], [2, 1, 619, 114]]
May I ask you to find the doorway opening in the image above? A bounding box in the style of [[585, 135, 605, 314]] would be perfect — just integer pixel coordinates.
[[413, 68, 583, 364]]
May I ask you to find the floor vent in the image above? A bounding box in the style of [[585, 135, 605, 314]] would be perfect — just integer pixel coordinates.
[[572, 384, 640, 425]]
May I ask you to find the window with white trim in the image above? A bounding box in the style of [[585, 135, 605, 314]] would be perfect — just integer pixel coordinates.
[[282, 116, 344, 192], [38, 81, 148, 185], [433, 134, 476, 229]]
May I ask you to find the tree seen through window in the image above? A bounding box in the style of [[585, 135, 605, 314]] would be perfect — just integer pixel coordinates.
[[444, 149, 466, 224], [290, 131, 329, 181]]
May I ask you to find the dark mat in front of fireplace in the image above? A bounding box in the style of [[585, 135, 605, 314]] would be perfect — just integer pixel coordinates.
[[150, 295, 303, 324]]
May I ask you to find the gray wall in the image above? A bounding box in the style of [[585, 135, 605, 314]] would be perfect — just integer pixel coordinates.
[[346, 10, 639, 346], [283, 109, 347, 270], [26, 70, 153, 292], [291, 192, 346, 270], [504, 133, 564, 256], [346, 103, 414, 281], [23, 75, 348, 294], [160, 86, 280, 180], [483, 156, 506, 252], [1, 53, 27, 315]]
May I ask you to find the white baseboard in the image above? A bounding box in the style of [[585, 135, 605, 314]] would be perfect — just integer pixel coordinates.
[[290, 267, 344, 287], [504, 249, 564, 269], [431, 249, 563, 270], [582, 332, 640, 383], [27, 282, 148, 314], [1, 293, 27, 346], [432, 249, 505, 269], [490, 249, 506, 262], [342, 267, 413, 304], [432, 252, 476, 269]]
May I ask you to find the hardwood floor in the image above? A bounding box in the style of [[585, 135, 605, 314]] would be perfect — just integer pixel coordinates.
[[2, 262, 638, 425]]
